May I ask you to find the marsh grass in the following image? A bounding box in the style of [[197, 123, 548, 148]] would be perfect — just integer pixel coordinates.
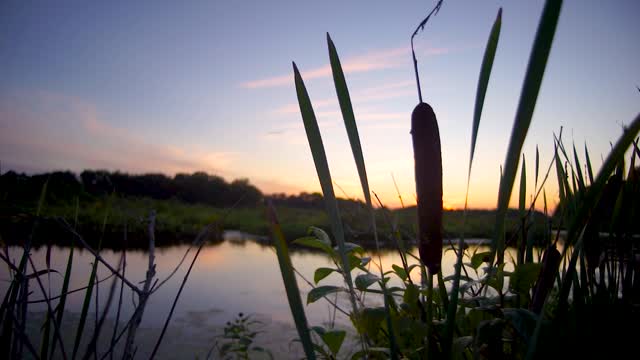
[[0, 188, 235, 359], [277, 0, 640, 358]]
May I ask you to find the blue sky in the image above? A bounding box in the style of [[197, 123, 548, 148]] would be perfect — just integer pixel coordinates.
[[1, 0, 638, 209]]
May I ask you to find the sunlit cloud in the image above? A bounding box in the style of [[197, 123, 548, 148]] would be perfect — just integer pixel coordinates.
[[241, 45, 450, 89]]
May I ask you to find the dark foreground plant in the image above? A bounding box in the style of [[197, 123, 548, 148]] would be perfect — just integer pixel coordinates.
[[272, 0, 640, 358]]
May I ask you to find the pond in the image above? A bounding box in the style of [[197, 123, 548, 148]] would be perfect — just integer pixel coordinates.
[[1, 232, 528, 358]]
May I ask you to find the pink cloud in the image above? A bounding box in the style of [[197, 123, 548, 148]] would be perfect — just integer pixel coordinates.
[[241, 45, 445, 89], [271, 82, 415, 116]]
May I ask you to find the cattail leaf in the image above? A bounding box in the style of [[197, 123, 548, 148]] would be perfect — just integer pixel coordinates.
[[294, 61, 358, 313], [266, 202, 316, 360], [327, 34, 398, 358], [535, 145, 540, 189], [584, 143, 594, 185], [327, 33, 372, 208], [469, 7, 502, 177], [493, 0, 562, 264], [572, 143, 585, 192], [519, 154, 527, 217]]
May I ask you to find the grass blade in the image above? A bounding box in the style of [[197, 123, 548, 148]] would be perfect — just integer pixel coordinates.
[[72, 198, 110, 359], [266, 202, 316, 360], [535, 145, 540, 189], [443, 9, 502, 357], [469, 7, 502, 178], [519, 154, 527, 218], [518, 155, 527, 266], [557, 113, 640, 308], [573, 143, 585, 192], [493, 0, 563, 263], [50, 197, 79, 359], [584, 143, 594, 185], [293, 62, 358, 313], [327, 33, 397, 358]]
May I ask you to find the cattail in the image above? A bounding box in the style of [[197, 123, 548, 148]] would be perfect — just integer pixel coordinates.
[[411, 102, 443, 274]]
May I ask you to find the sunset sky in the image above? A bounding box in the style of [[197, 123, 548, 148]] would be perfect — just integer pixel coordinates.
[[1, 0, 638, 209]]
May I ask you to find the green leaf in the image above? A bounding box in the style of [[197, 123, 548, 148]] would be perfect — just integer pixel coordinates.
[[307, 286, 344, 304], [444, 274, 473, 283], [487, 263, 506, 293], [355, 273, 380, 291], [471, 251, 493, 269], [352, 307, 386, 338], [320, 329, 346, 356], [493, 0, 563, 264], [348, 253, 362, 272], [314, 267, 336, 284], [308, 226, 331, 246], [293, 237, 334, 256], [360, 256, 371, 267], [391, 264, 407, 281], [509, 263, 542, 295], [339, 242, 365, 255]]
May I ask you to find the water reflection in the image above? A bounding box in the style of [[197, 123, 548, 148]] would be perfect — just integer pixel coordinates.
[[0, 234, 545, 331]]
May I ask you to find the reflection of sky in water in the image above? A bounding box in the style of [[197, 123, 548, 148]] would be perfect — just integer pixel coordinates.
[[1, 238, 541, 332]]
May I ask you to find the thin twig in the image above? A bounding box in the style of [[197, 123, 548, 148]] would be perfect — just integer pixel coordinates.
[[27, 255, 68, 360], [149, 193, 251, 358], [122, 211, 156, 360], [110, 224, 127, 360], [81, 254, 122, 360], [57, 218, 142, 294], [411, 0, 444, 103]]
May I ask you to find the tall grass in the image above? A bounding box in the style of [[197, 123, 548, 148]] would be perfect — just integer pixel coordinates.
[[275, 0, 640, 358]]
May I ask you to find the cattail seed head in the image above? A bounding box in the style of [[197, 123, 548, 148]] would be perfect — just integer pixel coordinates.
[[411, 102, 443, 274]]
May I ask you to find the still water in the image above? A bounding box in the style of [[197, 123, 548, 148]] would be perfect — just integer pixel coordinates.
[[0, 233, 527, 357]]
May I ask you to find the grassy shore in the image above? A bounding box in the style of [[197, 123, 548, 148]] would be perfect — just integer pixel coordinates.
[[1, 195, 547, 249]]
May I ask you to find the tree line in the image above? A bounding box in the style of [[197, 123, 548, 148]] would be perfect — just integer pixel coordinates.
[[0, 170, 363, 210], [1, 170, 262, 207]]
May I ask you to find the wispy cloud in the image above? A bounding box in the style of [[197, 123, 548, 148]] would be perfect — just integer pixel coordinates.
[[0, 91, 237, 176], [241, 45, 450, 89], [271, 80, 415, 116]]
